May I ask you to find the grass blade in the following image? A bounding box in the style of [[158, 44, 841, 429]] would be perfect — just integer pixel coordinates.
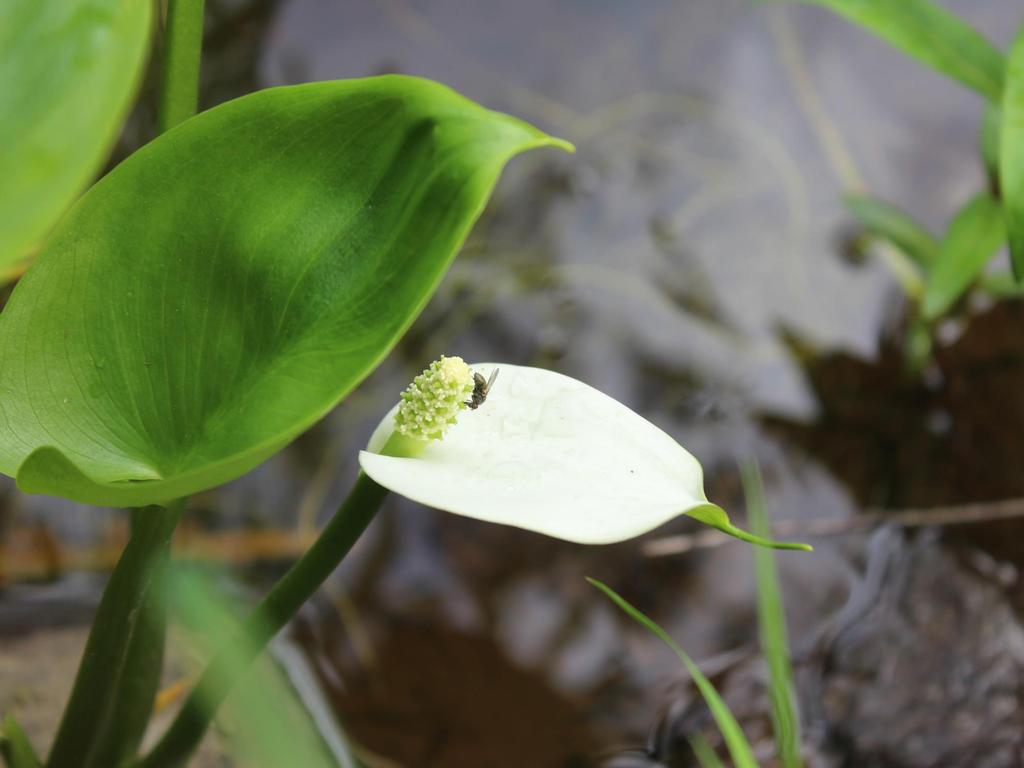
[[742, 462, 805, 768], [164, 566, 344, 768], [0, 715, 41, 768], [689, 732, 728, 768], [1001, 23, 1024, 280], [588, 578, 757, 768], [780, 0, 1004, 101], [922, 193, 1005, 319]]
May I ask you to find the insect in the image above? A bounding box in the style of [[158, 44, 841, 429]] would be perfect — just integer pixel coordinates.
[[466, 368, 499, 410]]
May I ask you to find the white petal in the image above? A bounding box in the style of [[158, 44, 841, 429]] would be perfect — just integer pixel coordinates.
[[360, 363, 717, 544]]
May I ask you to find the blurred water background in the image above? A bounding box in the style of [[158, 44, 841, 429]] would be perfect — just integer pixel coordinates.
[[5, 1, 1024, 766]]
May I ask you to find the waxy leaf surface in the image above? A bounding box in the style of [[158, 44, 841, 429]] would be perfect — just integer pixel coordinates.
[[0, 0, 151, 271], [0, 76, 569, 505], [361, 364, 811, 548]]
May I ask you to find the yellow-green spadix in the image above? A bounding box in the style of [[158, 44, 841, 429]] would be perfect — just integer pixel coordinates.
[[359, 360, 811, 549]]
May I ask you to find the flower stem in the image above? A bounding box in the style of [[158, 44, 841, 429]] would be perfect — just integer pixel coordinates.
[[136, 471, 389, 768], [158, 0, 206, 133]]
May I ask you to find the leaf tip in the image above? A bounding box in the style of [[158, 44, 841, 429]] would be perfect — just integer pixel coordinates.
[[586, 577, 624, 608], [516, 128, 575, 155], [548, 136, 576, 154]]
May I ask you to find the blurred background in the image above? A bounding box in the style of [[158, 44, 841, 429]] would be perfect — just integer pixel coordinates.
[[4, 0, 1024, 765]]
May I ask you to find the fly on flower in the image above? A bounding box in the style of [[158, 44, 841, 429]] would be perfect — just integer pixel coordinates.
[[466, 368, 499, 410]]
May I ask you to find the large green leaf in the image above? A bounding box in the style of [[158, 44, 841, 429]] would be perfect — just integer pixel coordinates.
[[782, 0, 1004, 102], [922, 193, 1005, 319], [47, 505, 180, 768], [1002, 23, 1024, 280], [0, 0, 152, 272], [0, 76, 570, 506], [843, 194, 938, 269]]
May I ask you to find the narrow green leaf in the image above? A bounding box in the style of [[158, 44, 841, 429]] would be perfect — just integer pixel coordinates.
[[47, 504, 181, 768], [1001, 23, 1024, 280], [689, 733, 727, 768], [166, 567, 343, 768], [138, 473, 386, 768], [588, 578, 758, 768], [742, 463, 804, 768], [843, 194, 938, 269], [0, 716, 42, 768], [0, 0, 152, 272], [0, 76, 571, 506], [922, 193, 1005, 319], [783, 0, 1004, 101]]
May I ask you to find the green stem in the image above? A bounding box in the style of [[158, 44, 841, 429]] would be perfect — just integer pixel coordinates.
[[137, 472, 389, 768], [158, 0, 206, 133], [47, 501, 183, 768]]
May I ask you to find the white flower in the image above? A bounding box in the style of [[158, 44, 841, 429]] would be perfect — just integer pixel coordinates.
[[359, 362, 810, 548]]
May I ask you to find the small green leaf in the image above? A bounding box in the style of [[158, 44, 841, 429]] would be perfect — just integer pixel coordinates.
[[922, 193, 1005, 319], [589, 578, 758, 768], [0, 76, 571, 506], [0, 715, 42, 768], [843, 194, 938, 269], [743, 463, 804, 768], [1001, 23, 1024, 281], [47, 504, 180, 768], [0, 0, 152, 272], [782, 0, 1004, 101]]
